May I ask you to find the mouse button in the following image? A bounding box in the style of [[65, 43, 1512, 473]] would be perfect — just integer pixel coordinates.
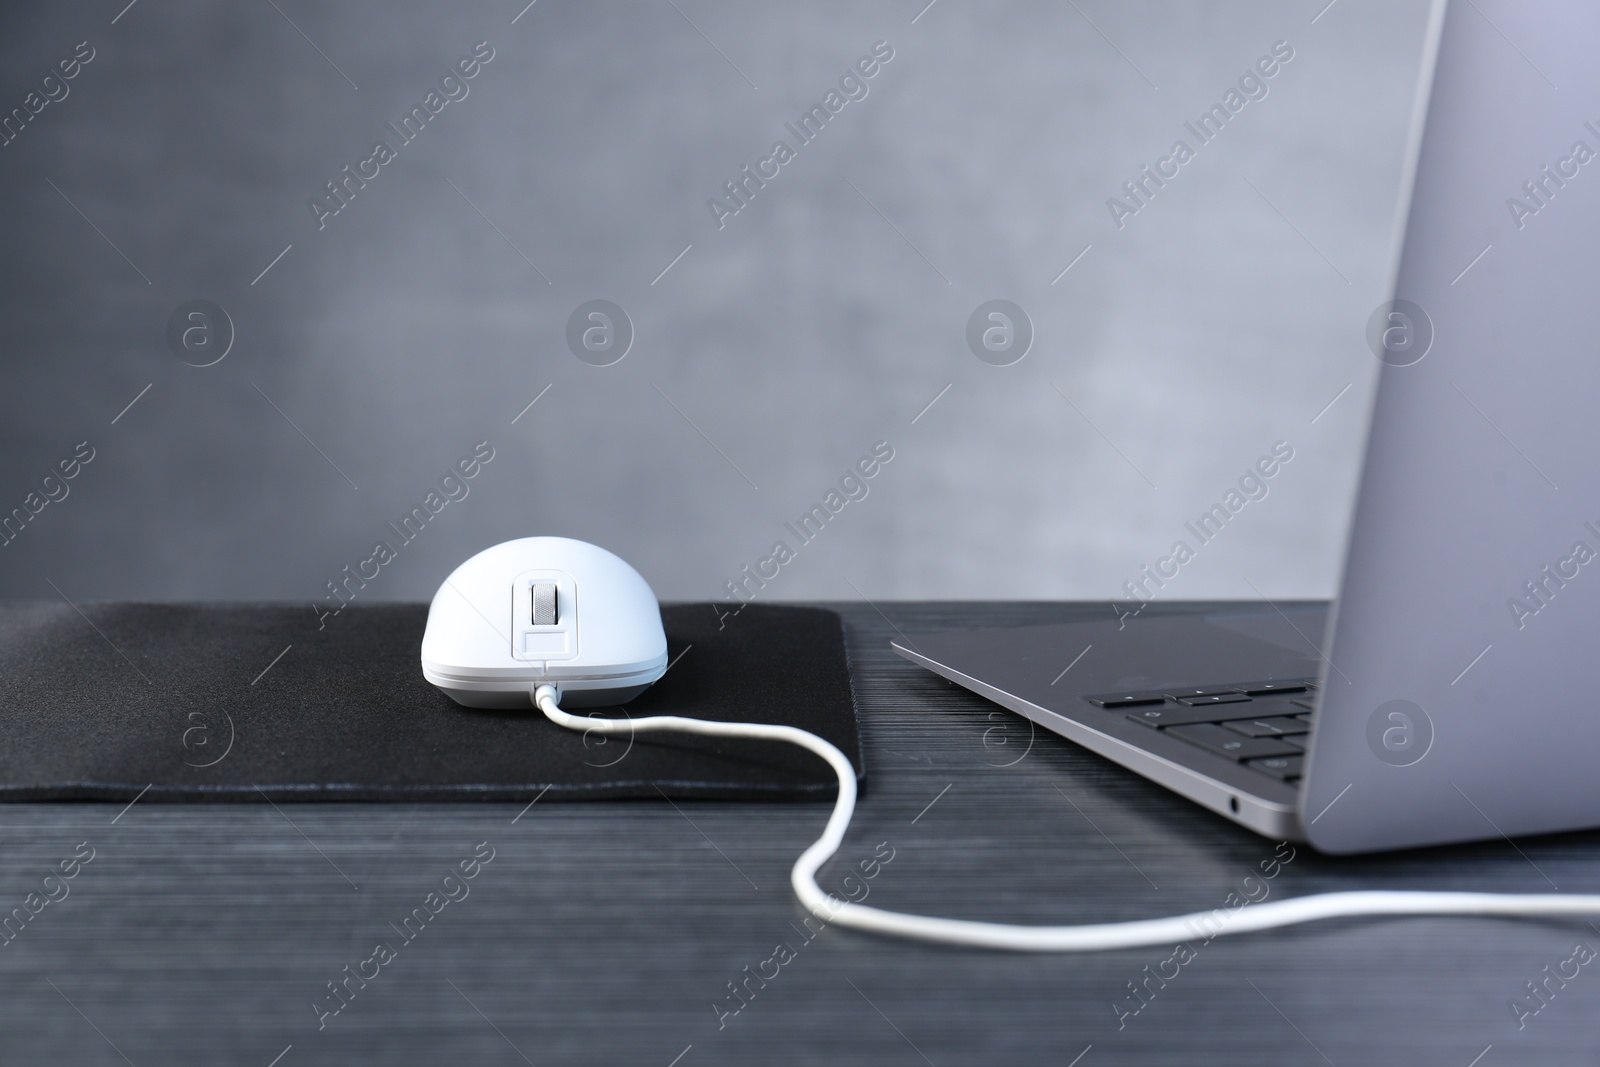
[[521, 629, 572, 658]]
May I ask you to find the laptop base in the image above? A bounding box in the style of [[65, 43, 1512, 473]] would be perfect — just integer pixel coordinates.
[[892, 604, 1329, 840]]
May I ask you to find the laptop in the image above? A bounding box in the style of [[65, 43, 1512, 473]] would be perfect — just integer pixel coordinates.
[[894, 0, 1600, 854]]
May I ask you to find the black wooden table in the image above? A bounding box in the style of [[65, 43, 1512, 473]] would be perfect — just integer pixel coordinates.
[[3, 602, 1596, 1065]]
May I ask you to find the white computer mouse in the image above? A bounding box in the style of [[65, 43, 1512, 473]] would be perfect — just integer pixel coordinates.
[[420, 536, 668, 709]]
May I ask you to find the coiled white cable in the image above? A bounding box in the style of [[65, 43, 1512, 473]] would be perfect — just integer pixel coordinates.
[[534, 684, 1600, 951]]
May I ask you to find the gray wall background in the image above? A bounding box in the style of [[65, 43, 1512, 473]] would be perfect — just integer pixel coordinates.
[[0, 0, 1430, 609]]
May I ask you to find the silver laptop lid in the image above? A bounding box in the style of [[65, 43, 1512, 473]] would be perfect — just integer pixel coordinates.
[[1306, 0, 1600, 851]]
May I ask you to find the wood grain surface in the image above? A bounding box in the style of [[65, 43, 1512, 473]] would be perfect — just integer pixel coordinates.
[[1, 602, 1595, 1065]]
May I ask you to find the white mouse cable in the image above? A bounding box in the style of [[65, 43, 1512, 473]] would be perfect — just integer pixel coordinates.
[[532, 684, 1600, 951]]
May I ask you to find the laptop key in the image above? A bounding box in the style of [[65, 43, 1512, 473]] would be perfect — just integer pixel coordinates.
[[1086, 691, 1168, 708], [1176, 693, 1252, 707], [1165, 686, 1243, 699], [1234, 681, 1309, 696], [1222, 716, 1308, 738], [1247, 755, 1304, 780], [1164, 723, 1301, 760], [1290, 698, 1317, 711], [1124, 704, 1270, 728]]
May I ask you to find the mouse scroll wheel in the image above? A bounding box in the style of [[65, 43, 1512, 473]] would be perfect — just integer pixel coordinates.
[[531, 583, 558, 626]]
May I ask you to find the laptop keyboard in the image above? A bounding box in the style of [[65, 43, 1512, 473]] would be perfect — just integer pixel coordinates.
[[1083, 679, 1318, 786]]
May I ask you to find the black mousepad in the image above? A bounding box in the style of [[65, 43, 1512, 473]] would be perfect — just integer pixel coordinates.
[[0, 602, 863, 802]]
